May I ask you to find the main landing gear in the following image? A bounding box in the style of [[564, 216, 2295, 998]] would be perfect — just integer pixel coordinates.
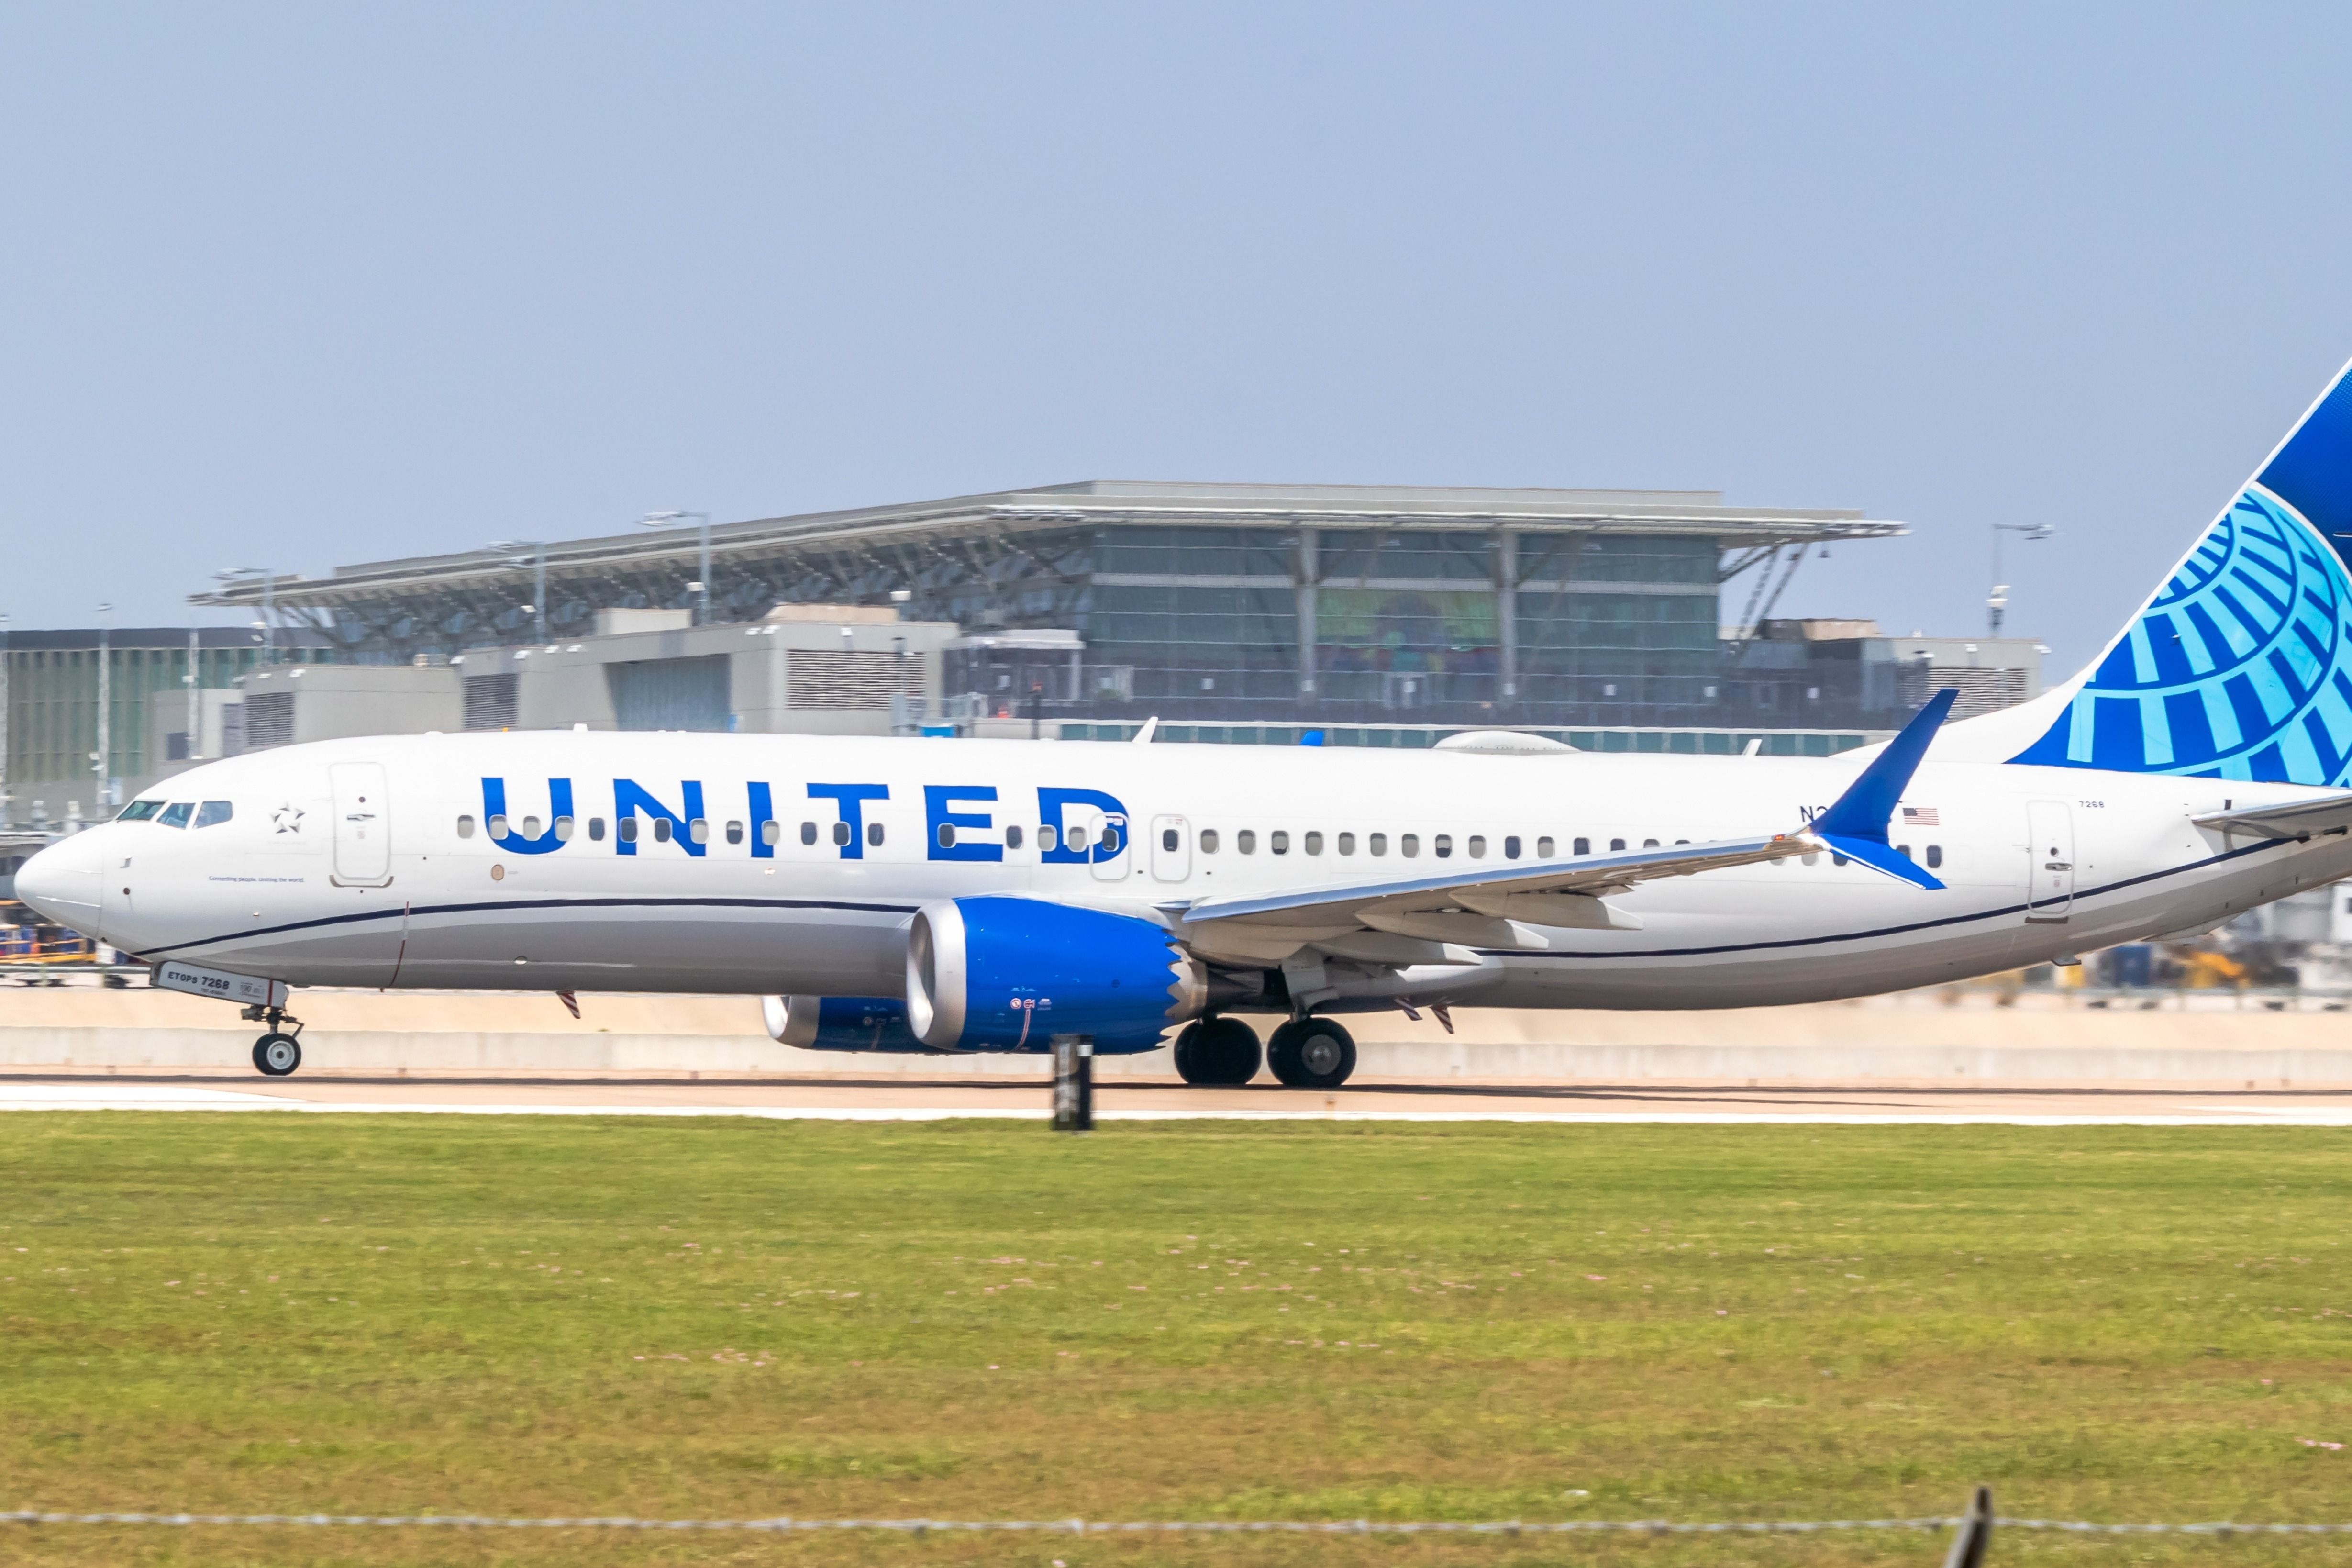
[[242, 1004, 305, 1077], [1173, 1015, 1357, 1089], [1267, 1016, 1357, 1090]]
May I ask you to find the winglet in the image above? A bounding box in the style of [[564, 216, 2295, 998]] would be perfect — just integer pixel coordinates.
[[1806, 688, 1958, 890]]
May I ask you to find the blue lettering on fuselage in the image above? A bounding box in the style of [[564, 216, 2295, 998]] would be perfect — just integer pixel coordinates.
[[1038, 786, 1128, 864], [465, 778, 1129, 866], [615, 778, 706, 856], [809, 782, 889, 859], [481, 778, 574, 855], [925, 785, 1003, 862]]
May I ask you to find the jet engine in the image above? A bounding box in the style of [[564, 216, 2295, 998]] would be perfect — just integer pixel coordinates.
[[904, 896, 1206, 1053], [761, 995, 930, 1053]]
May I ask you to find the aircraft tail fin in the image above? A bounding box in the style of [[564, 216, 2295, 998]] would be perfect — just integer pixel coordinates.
[[1991, 356, 2352, 784]]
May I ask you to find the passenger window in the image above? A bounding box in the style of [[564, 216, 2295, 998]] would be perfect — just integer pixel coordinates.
[[1067, 824, 1089, 851], [1609, 838, 1625, 851], [1369, 833, 1387, 856], [1896, 843, 1913, 862], [120, 800, 164, 822], [1006, 824, 1024, 849], [620, 817, 639, 844], [867, 821, 884, 847], [588, 817, 606, 842], [831, 821, 850, 847], [488, 813, 510, 838], [1832, 851, 1850, 867], [1337, 832, 1355, 855], [689, 818, 710, 845], [522, 816, 543, 838], [1198, 828, 1217, 853], [1098, 824, 1119, 854], [1303, 831, 1323, 855], [1674, 838, 1689, 845], [1504, 835, 1520, 859], [1926, 844, 1943, 869], [193, 801, 233, 828], [1270, 830, 1289, 855], [760, 820, 780, 846], [939, 823, 957, 848], [1040, 824, 1059, 852], [801, 821, 817, 845], [1467, 835, 1487, 859], [1236, 830, 1256, 854], [654, 818, 673, 844], [555, 815, 575, 842], [1643, 838, 1660, 848], [1432, 834, 1452, 857], [1162, 827, 1180, 853], [1401, 834, 1420, 857], [457, 814, 477, 839], [725, 820, 743, 845]]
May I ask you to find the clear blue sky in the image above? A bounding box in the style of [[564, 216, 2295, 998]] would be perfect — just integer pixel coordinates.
[[5, 4, 2351, 676]]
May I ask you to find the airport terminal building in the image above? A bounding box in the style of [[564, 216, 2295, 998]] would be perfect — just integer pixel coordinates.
[[191, 480, 1920, 729]]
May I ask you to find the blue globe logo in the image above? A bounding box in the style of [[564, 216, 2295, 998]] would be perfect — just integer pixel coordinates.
[[2012, 485, 2352, 783]]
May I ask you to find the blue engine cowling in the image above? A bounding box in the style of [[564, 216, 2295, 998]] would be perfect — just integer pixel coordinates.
[[760, 995, 932, 1053], [904, 897, 1205, 1053]]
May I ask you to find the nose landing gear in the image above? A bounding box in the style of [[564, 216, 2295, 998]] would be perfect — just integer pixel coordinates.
[[241, 1004, 305, 1077]]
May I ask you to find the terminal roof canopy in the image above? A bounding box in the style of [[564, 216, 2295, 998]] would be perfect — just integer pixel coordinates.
[[190, 479, 1904, 614]]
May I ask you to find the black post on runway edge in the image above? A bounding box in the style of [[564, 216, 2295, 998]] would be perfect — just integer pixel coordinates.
[[1051, 1034, 1094, 1132], [1941, 1486, 1992, 1568]]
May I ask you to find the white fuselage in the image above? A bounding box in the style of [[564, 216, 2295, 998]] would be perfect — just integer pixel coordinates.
[[18, 730, 2348, 1013]]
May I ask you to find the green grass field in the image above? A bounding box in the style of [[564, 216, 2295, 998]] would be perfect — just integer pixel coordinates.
[[6, 1114, 2352, 1567]]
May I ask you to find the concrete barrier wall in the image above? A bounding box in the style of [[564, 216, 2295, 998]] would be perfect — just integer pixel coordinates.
[[5, 987, 2352, 1086]]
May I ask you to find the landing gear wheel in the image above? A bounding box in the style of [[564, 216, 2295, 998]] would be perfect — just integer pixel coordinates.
[[1267, 1017, 1356, 1089], [1172, 1016, 1262, 1086], [252, 1034, 302, 1077]]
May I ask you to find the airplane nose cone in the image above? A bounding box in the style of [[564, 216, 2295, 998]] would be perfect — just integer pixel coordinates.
[[14, 834, 105, 931]]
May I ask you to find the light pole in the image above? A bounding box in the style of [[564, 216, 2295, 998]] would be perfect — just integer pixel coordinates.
[[640, 512, 713, 625], [0, 611, 11, 826], [491, 540, 548, 643], [92, 602, 114, 813], [1988, 523, 2054, 637], [215, 567, 277, 664]]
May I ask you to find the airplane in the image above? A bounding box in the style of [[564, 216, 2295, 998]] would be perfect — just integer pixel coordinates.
[[20, 356, 2352, 1086]]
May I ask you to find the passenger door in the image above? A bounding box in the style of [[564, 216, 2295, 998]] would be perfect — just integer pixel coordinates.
[[331, 762, 394, 886], [1150, 814, 1191, 882], [2025, 799, 2074, 920]]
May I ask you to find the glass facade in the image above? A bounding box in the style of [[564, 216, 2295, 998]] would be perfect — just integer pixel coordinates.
[[917, 524, 1732, 726]]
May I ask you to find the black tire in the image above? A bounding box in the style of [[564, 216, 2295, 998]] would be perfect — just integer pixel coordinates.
[[1174, 1016, 1260, 1086], [1267, 1017, 1356, 1089], [253, 1034, 301, 1077], [1171, 1021, 1206, 1084]]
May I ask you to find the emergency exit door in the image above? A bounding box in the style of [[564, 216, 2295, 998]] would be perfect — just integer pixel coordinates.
[[2025, 800, 2074, 919]]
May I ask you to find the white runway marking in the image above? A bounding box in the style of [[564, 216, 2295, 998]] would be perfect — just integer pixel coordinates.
[[7, 1085, 2352, 1126]]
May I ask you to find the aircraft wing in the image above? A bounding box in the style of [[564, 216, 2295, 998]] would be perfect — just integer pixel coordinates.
[[1165, 689, 1960, 966], [2193, 791, 2352, 840], [1167, 833, 1806, 962]]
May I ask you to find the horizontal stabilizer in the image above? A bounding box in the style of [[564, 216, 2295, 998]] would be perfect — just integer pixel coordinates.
[[2192, 791, 2352, 840]]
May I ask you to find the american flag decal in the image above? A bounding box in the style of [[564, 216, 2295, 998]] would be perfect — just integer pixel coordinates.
[[1901, 805, 1940, 826]]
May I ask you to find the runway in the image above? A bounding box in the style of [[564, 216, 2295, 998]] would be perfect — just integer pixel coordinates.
[[10, 1069, 2352, 1124]]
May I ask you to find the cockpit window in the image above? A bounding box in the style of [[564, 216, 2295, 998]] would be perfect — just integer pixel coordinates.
[[157, 802, 194, 829], [193, 801, 234, 829], [119, 800, 165, 822]]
